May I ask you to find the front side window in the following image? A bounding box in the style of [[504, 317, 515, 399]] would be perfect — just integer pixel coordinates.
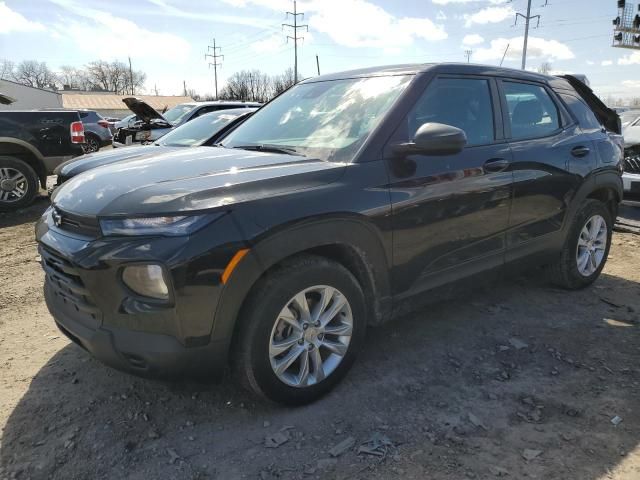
[[163, 104, 195, 124], [221, 75, 413, 162], [408, 77, 495, 146], [503, 82, 560, 140]]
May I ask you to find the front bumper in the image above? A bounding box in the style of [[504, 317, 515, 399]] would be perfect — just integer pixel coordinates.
[[622, 172, 640, 194], [36, 209, 249, 379]]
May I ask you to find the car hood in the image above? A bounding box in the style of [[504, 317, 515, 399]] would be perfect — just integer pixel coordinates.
[[51, 146, 346, 216], [122, 97, 167, 124], [55, 145, 182, 178]]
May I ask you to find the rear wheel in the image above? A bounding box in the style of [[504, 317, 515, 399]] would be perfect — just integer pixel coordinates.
[[546, 199, 613, 289], [0, 156, 39, 211], [82, 134, 100, 154], [234, 255, 366, 405]]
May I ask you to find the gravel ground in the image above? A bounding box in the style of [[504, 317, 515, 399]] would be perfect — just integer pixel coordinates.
[[1, 197, 639, 480]]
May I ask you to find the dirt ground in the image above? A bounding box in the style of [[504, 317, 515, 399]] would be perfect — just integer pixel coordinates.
[[1, 195, 639, 480]]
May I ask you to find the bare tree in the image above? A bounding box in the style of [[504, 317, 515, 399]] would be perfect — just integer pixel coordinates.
[[12, 60, 57, 89], [84, 60, 146, 94], [58, 65, 90, 90], [537, 62, 552, 75], [0, 59, 14, 80], [272, 68, 296, 97]]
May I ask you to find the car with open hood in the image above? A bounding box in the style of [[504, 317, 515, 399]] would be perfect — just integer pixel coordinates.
[[38, 64, 622, 405], [52, 108, 256, 188], [112, 98, 261, 147]]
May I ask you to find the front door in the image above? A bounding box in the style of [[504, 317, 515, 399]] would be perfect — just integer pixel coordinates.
[[386, 76, 513, 298]]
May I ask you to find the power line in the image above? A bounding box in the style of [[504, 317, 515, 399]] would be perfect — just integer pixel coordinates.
[[513, 0, 550, 69], [205, 38, 223, 99], [283, 0, 308, 83]]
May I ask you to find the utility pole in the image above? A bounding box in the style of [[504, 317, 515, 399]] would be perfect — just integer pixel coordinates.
[[283, 1, 308, 83], [183, 80, 187, 97], [316, 54, 320, 76], [464, 49, 473, 63], [205, 38, 223, 99], [128, 56, 134, 95], [514, 0, 549, 70]]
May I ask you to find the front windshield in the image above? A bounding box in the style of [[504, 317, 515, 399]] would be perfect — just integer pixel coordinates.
[[158, 110, 248, 147], [221, 75, 413, 162], [163, 104, 194, 124]]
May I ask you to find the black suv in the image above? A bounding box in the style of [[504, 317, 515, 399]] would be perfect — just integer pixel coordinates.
[[37, 64, 623, 405]]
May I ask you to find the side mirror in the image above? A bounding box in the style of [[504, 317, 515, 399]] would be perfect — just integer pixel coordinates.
[[394, 122, 467, 155]]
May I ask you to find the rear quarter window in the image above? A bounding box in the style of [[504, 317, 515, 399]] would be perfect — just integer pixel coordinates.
[[559, 93, 603, 130]]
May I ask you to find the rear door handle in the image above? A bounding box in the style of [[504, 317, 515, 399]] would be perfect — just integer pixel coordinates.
[[483, 158, 510, 173], [571, 146, 591, 158]]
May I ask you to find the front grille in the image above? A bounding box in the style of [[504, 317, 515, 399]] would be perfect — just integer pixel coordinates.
[[52, 207, 101, 238], [624, 155, 640, 174], [40, 246, 101, 326]]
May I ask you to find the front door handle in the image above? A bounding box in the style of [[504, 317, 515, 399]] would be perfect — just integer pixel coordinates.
[[571, 146, 591, 158], [483, 158, 510, 173]]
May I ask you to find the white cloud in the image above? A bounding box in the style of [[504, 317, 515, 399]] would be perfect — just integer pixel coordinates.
[[50, 0, 191, 61], [601, 60, 613, 66], [586, 60, 595, 65], [618, 51, 640, 65], [0, 2, 45, 34], [622, 80, 640, 89], [474, 36, 574, 62], [464, 5, 515, 27], [433, 0, 508, 4], [462, 34, 484, 46], [251, 33, 286, 53], [214, 0, 447, 48]]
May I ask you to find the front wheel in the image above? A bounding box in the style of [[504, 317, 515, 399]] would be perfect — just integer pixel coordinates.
[[234, 255, 366, 405], [546, 199, 613, 289]]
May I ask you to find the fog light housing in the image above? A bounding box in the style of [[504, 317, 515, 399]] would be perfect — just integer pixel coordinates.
[[122, 264, 169, 300]]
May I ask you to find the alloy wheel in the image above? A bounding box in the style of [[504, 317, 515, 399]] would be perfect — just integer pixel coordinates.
[[576, 214, 607, 277], [82, 137, 99, 154], [268, 285, 353, 388], [0, 167, 28, 203]]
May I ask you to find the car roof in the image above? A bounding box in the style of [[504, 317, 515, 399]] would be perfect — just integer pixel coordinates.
[[180, 101, 262, 107], [300, 62, 561, 84]]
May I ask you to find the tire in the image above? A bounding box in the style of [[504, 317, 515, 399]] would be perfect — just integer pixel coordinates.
[[82, 134, 100, 154], [234, 255, 367, 405], [0, 156, 39, 212], [546, 199, 613, 289]]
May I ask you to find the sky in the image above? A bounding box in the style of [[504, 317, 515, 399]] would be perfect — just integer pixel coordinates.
[[1, 0, 639, 99]]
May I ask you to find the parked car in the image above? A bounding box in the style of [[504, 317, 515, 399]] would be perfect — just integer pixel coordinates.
[[620, 115, 640, 195], [0, 109, 84, 210], [619, 109, 640, 128], [112, 98, 261, 147], [42, 108, 113, 154], [38, 64, 622, 405], [103, 117, 121, 134], [53, 108, 257, 187]]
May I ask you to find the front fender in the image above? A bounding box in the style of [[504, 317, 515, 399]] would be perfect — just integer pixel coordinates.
[[210, 216, 392, 348]]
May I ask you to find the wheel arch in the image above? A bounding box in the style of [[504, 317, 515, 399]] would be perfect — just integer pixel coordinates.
[[0, 138, 46, 187], [211, 216, 393, 362]]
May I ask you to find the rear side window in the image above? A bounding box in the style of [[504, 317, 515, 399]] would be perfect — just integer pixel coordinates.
[[409, 77, 495, 146], [559, 93, 602, 130], [503, 82, 560, 140]]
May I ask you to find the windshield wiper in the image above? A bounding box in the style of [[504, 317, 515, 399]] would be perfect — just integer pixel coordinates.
[[230, 144, 304, 156]]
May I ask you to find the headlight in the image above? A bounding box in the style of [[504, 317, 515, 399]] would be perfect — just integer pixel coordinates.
[[100, 213, 222, 236], [122, 264, 169, 300]]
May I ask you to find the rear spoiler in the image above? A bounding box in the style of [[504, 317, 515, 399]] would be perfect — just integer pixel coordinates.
[[559, 75, 621, 134]]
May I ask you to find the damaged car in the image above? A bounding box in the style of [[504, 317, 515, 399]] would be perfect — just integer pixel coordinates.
[[112, 97, 261, 147], [622, 119, 640, 195]]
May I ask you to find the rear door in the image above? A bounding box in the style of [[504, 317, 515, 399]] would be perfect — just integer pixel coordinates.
[[498, 79, 589, 255]]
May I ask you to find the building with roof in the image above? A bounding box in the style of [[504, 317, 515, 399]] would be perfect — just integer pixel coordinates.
[[0, 79, 193, 119], [61, 92, 194, 119], [0, 79, 61, 110]]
